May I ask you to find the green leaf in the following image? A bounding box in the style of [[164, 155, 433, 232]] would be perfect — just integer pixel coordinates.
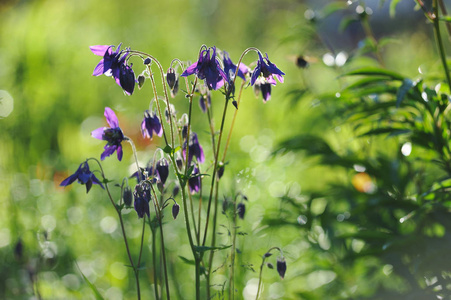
[[359, 128, 411, 138], [75, 263, 104, 300], [341, 67, 405, 81], [162, 145, 173, 154], [389, 0, 402, 18], [178, 256, 195, 265], [194, 245, 231, 254], [396, 79, 414, 107]]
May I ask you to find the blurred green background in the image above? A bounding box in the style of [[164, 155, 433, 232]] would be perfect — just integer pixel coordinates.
[[1, 0, 447, 299]]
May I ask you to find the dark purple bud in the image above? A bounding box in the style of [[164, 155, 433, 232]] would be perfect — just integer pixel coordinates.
[[267, 262, 274, 269], [217, 163, 225, 179], [176, 154, 183, 171], [144, 57, 151, 65], [119, 64, 136, 95], [276, 258, 287, 279], [133, 184, 151, 218], [123, 186, 133, 206], [172, 203, 180, 219], [264, 252, 273, 258], [182, 125, 188, 140], [137, 74, 145, 89], [170, 78, 179, 98], [14, 239, 23, 261], [166, 68, 177, 89], [237, 203, 245, 219], [172, 184, 180, 197], [199, 93, 211, 113], [156, 158, 169, 185], [232, 100, 238, 109]]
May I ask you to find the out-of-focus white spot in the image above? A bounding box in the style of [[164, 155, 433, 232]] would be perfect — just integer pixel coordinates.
[[335, 51, 348, 67], [269, 282, 285, 299], [322, 53, 335, 67], [401, 142, 412, 156], [100, 216, 117, 234], [110, 262, 127, 280], [297, 215, 308, 225], [105, 287, 123, 300], [0, 90, 14, 118], [306, 270, 337, 290], [356, 5, 364, 14], [243, 278, 260, 300], [62, 273, 80, 290], [353, 164, 366, 172], [41, 215, 56, 232], [67, 207, 83, 224], [383, 264, 393, 276], [0, 229, 11, 248]]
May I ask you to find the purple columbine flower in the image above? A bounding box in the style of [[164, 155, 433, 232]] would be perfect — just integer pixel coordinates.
[[250, 52, 285, 87], [181, 46, 227, 90], [91, 107, 126, 161], [188, 166, 201, 194], [254, 77, 276, 102], [90, 43, 135, 95], [223, 51, 248, 82], [141, 110, 163, 139], [133, 183, 151, 218], [60, 161, 104, 193], [183, 132, 205, 166]]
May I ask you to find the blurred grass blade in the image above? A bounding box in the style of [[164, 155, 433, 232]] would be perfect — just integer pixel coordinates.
[[75, 262, 104, 300], [341, 67, 405, 81]]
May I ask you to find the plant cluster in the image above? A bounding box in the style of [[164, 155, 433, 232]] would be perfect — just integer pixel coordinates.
[[60, 44, 286, 299]]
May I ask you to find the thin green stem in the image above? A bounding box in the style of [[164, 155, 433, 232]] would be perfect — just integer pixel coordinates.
[[433, 0, 451, 93], [150, 224, 160, 300], [88, 158, 141, 300], [149, 184, 171, 300]]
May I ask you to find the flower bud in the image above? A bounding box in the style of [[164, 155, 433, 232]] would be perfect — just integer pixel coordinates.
[[276, 258, 287, 279], [263, 252, 273, 258], [166, 68, 177, 89], [172, 184, 180, 197], [237, 202, 245, 219], [267, 262, 274, 269], [137, 74, 145, 89], [144, 57, 151, 65], [156, 158, 169, 185], [217, 163, 225, 179], [123, 185, 133, 207], [14, 239, 23, 261], [172, 202, 180, 219]]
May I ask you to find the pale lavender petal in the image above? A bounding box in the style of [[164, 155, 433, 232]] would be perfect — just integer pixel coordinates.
[[104, 107, 119, 128], [239, 63, 249, 76], [92, 60, 105, 76], [90, 45, 110, 56], [274, 73, 284, 83], [91, 127, 105, 140]]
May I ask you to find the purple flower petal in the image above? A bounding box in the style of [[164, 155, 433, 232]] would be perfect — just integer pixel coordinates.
[[93, 59, 105, 76], [116, 145, 123, 161], [104, 107, 119, 128], [90, 45, 110, 56], [91, 127, 105, 140]]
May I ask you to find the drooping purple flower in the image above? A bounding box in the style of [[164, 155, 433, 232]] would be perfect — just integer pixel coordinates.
[[60, 161, 104, 193], [90, 44, 135, 95], [250, 52, 285, 86], [253, 77, 276, 102], [222, 51, 248, 82], [199, 93, 211, 113], [183, 132, 205, 166], [181, 46, 227, 90], [188, 166, 201, 194], [91, 107, 125, 161], [131, 162, 154, 182], [141, 110, 163, 139], [133, 183, 151, 218], [156, 158, 169, 185]]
